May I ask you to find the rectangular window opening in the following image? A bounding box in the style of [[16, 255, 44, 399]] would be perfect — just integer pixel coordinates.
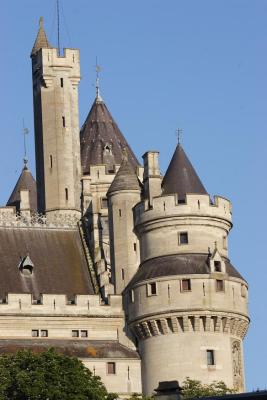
[[121, 268, 125, 280], [214, 261, 222, 272], [41, 330, 48, 337], [119, 209, 122, 217], [81, 330, 88, 338], [107, 362, 116, 375], [147, 282, 157, 296], [181, 279, 191, 292], [179, 232, 188, 245], [216, 279, 224, 292], [101, 197, 108, 209], [207, 349, 215, 366], [133, 243, 137, 252], [32, 330, 39, 337], [62, 116, 66, 127], [50, 155, 53, 169], [65, 188, 69, 201], [60, 78, 64, 87], [72, 330, 79, 338]]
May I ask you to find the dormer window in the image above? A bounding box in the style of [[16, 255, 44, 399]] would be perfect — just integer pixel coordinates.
[[19, 255, 34, 276], [214, 261, 222, 272]]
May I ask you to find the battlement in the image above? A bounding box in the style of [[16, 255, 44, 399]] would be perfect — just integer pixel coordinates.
[[0, 293, 122, 316], [134, 193, 232, 227]]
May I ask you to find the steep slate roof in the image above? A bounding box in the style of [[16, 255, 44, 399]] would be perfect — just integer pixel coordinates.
[[80, 97, 139, 174], [107, 159, 142, 195], [31, 17, 51, 56], [127, 254, 245, 287], [0, 227, 94, 299], [161, 144, 208, 200], [0, 339, 140, 359], [6, 165, 37, 213]]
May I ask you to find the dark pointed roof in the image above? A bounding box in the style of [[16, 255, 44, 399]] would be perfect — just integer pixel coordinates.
[[6, 165, 37, 213], [31, 17, 51, 56], [161, 144, 207, 200], [80, 97, 139, 175], [107, 158, 141, 196]]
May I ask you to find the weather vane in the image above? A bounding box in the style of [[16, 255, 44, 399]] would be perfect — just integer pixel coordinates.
[[176, 128, 183, 145], [95, 57, 102, 100], [22, 119, 29, 168]]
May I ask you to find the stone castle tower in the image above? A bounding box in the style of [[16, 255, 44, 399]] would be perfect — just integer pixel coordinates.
[[31, 18, 81, 218], [0, 17, 249, 398]]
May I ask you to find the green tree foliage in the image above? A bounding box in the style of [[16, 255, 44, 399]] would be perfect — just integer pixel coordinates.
[[181, 377, 236, 399], [0, 348, 108, 400]]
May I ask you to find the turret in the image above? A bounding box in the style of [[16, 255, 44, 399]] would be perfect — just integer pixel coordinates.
[[107, 155, 141, 294], [6, 163, 37, 216], [31, 17, 81, 218], [124, 144, 249, 395], [80, 87, 141, 298]]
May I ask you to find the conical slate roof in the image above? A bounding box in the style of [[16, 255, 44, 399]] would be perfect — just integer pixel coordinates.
[[107, 158, 141, 196], [31, 17, 51, 56], [80, 97, 139, 175], [161, 144, 207, 200], [6, 165, 37, 213]]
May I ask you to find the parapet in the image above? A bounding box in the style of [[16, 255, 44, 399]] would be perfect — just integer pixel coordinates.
[[0, 293, 123, 316], [134, 193, 232, 227]]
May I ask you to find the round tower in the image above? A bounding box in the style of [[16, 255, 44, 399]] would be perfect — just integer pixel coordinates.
[[107, 156, 141, 294], [125, 144, 249, 395]]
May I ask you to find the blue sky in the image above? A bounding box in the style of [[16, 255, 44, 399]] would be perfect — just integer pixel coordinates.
[[1, 0, 266, 391]]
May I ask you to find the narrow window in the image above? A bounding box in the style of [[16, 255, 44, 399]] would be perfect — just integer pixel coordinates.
[[72, 330, 79, 338], [121, 268, 125, 280], [41, 329, 48, 337], [32, 329, 39, 337], [119, 209, 122, 217], [133, 243, 137, 252], [181, 279, 191, 292], [179, 232, 188, 245], [107, 362, 116, 375], [207, 350, 215, 366], [65, 188, 68, 201], [129, 289, 134, 303], [216, 279, 224, 292], [147, 282, 157, 296], [62, 116, 66, 127], [50, 155, 53, 169], [81, 330, 88, 338], [214, 261, 221, 272], [60, 78, 64, 87], [223, 236, 227, 249], [101, 197, 108, 209]]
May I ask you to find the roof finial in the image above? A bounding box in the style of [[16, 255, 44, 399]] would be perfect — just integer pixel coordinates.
[[39, 16, 44, 29], [95, 57, 103, 102], [176, 128, 183, 145], [22, 119, 29, 169]]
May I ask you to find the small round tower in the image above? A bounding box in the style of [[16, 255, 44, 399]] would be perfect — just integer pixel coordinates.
[[107, 156, 141, 294], [125, 144, 249, 395]]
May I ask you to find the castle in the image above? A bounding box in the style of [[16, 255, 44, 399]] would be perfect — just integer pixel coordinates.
[[0, 18, 249, 397]]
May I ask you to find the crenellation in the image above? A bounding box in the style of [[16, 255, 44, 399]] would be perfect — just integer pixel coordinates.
[[0, 294, 122, 316]]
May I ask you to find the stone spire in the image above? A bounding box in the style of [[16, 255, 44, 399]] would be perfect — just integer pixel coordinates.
[[161, 144, 207, 200], [107, 155, 141, 196], [31, 17, 51, 56]]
